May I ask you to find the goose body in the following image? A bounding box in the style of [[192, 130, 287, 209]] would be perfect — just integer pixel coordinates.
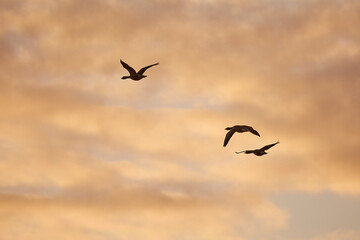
[[235, 141, 280, 156], [120, 59, 159, 81]]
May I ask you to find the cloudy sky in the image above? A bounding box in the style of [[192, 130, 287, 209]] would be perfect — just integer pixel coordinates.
[[1, 0, 360, 239]]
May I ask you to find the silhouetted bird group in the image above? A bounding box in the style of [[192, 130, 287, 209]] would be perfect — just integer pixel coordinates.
[[223, 125, 279, 156], [120, 59, 280, 156]]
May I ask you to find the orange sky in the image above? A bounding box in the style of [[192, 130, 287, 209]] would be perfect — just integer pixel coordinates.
[[1, 0, 360, 239]]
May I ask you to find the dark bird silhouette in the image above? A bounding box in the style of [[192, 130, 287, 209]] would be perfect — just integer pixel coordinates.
[[120, 59, 159, 81], [223, 125, 260, 147], [235, 141, 280, 156]]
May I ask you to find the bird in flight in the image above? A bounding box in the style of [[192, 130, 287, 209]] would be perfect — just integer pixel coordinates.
[[235, 141, 280, 156], [223, 125, 260, 147], [120, 59, 159, 81]]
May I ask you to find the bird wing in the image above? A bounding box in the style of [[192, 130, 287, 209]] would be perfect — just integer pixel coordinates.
[[260, 141, 279, 151], [249, 128, 260, 137], [137, 62, 159, 75], [120, 60, 136, 75], [223, 129, 236, 147]]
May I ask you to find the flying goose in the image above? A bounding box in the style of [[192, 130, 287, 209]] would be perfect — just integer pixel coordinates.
[[223, 125, 260, 147], [235, 141, 280, 156], [120, 59, 159, 81]]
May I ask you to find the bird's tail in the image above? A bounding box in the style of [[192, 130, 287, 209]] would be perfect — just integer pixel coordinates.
[[121, 76, 130, 79], [225, 127, 232, 130]]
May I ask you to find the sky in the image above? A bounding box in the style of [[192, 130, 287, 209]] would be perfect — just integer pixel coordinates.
[[0, 0, 360, 239]]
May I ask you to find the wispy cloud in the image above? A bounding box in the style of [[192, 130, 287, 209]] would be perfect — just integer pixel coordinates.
[[1, 0, 359, 239]]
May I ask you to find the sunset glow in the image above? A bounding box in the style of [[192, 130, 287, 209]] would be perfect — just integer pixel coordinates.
[[1, 1, 360, 239]]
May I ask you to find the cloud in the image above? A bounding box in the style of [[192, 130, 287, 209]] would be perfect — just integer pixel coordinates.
[[305, 230, 360, 240], [0, 0, 360, 239]]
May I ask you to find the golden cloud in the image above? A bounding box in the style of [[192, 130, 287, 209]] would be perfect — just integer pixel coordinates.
[[1, 0, 359, 239]]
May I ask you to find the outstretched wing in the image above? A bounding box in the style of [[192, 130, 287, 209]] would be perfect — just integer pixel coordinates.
[[249, 128, 260, 137], [223, 129, 236, 147], [260, 141, 279, 151], [137, 62, 159, 75], [120, 60, 136, 75]]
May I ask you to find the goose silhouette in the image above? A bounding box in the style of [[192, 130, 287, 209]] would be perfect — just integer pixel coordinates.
[[235, 141, 280, 156], [223, 125, 260, 147], [120, 59, 159, 81]]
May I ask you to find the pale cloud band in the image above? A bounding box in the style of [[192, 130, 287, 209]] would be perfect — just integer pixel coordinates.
[[0, 0, 359, 239]]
